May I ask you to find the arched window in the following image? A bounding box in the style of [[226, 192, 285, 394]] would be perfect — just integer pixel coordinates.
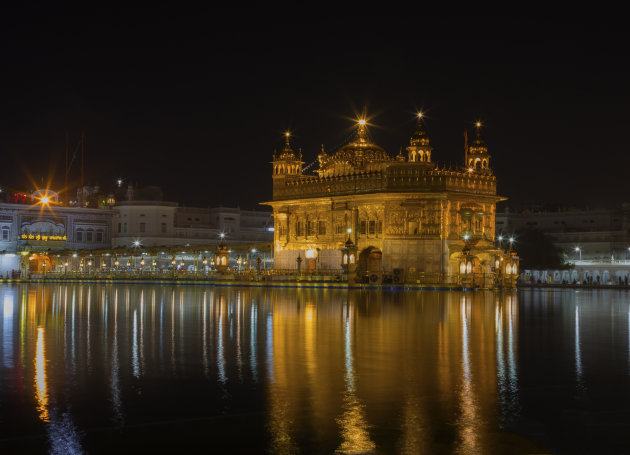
[[76, 229, 84, 242]]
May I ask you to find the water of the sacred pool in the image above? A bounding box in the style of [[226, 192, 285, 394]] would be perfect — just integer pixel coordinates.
[[1, 284, 630, 454]]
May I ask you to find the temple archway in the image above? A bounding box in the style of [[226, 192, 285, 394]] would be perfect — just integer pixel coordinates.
[[358, 246, 382, 276]]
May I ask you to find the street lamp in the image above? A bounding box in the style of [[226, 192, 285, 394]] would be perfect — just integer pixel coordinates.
[[575, 247, 582, 261]]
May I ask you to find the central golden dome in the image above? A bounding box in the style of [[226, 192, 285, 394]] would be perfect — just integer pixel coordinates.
[[318, 121, 392, 176]]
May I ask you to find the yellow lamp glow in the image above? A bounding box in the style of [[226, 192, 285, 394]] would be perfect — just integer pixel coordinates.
[[40, 196, 49, 204], [358, 119, 366, 126]]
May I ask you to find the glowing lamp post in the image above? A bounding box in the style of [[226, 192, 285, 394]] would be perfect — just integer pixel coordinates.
[[575, 247, 582, 262], [503, 246, 519, 289], [341, 233, 358, 284], [459, 235, 474, 288], [215, 236, 230, 274]]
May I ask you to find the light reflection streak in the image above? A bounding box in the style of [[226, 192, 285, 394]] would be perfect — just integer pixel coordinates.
[[250, 303, 258, 382], [575, 305, 584, 388], [335, 303, 375, 454], [87, 287, 92, 372], [455, 296, 480, 455], [3, 293, 15, 368], [496, 303, 506, 423], [203, 293, 209, 377], [236, 294, 243, 381], [132, 309, 140, 378], [507, 297, 518, 413], [218, 311, 226, 383], [34, 326, 49, 422], [110, 292, 123, 426], [140, 290, 145, 376], [71, 289, 76, 374], [266, 313, 274, 383]]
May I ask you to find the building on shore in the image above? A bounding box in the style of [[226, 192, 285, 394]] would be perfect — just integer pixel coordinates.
[[0, 185, 273, 277], [264, 116, 514, 285], [496, 204, 630, 284], [0, 190, 114, 275], [112, 200, 273, 248]]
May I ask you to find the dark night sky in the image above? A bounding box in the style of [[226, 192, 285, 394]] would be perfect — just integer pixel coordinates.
[[1, 10, 629, 210]]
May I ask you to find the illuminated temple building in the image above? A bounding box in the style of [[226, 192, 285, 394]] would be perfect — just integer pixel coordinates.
[[265, 116, 515, 285]]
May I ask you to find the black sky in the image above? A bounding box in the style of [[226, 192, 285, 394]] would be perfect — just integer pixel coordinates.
[[1, 10, 629, 210]]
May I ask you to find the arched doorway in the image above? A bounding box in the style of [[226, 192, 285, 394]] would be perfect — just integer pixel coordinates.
[[28, 253, 55, 273], [358, 247, 382, 281]]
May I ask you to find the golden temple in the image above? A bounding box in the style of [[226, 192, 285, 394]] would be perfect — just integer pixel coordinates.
[[264, 115, 517, 287]]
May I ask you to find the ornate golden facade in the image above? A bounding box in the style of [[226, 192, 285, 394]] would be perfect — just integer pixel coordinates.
[[264, 116, 507, 285]]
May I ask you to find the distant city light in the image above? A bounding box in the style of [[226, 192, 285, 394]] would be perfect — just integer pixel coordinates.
[[117, 178, 123, 187], [133, 240, 141, 247], [358, 119, 366, 126], [40, 196, 49, 204]]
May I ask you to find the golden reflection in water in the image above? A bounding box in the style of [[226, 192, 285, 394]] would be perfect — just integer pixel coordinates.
[[34, 326, 49, 422], [456, 295, 481, 454], [336, 304, 376, 454]]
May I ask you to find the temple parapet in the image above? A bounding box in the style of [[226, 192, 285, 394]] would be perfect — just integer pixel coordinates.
[[273, 165, 496, 201]]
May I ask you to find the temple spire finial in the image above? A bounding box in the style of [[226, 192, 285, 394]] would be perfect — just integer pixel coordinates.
[[284, 131, 292, 151], [357, 119, 368, 143]]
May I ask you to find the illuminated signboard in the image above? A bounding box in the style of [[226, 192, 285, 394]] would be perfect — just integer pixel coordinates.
[[20, 234, 67, 241]]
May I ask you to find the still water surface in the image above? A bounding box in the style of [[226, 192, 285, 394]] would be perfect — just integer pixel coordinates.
[[1, 284, 629, 454]]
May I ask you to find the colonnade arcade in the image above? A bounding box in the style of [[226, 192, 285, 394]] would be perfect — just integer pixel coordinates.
[[18, 243, 273, 277]]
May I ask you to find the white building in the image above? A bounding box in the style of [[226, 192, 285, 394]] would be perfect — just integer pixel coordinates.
[[496, 204, 630, 261], [0, 194, 114, 276], [497, 204, 630, 284], [112, 201, 273, 248]]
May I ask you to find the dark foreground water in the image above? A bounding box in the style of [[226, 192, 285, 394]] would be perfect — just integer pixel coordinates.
[[0, 285, 629, 454]]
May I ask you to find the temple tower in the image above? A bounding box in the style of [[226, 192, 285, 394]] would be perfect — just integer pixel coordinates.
[[272, 132, 303, 179], [406, 113, 433, 163], [466, 122, 492, 173]]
